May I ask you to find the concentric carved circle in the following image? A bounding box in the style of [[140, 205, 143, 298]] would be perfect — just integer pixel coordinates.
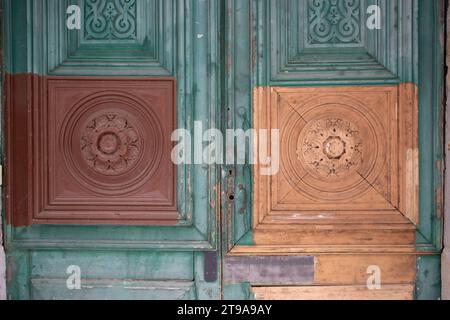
[[61, 91, 163, 195], [299, 118, 363, 178], [281, 95, 386, 202], [323, 136, 346, 159], [81, 114, 141, 176]]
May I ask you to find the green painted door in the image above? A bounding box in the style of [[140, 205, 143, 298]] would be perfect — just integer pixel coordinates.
[[220, 0, 443, 300], [3, 0, 220, 300], [2, 0, 444, 300]]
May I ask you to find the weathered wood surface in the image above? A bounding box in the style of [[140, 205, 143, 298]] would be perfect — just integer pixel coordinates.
[[250, 85, 418, 253], [443, 1, 450, 301], [224, 256, 314, 285], [315, 255, 416, 286], [252, 285, 415, 300]]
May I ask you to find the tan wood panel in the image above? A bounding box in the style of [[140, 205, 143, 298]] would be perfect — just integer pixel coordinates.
[[252, 285, 414, 300], [230, 245, 417, 255], [315, 255, 416, 285], [251, 84, 418, 252], [253, 229, 415, 246]]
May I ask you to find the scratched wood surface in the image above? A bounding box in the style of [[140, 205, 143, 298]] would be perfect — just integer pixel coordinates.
[[250, 85, 418, 250], [224, 256, 314, 285], [4, 0, 222, 300], [252, 285, 415, 301]]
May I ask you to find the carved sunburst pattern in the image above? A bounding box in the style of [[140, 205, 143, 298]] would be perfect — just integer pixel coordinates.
[[299, 118, 363, 178], [81, 114, 141, 175]]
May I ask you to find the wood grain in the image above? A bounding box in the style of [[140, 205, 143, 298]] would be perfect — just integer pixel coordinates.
[[224, 256, 314, 285], [6, 76, 180, 226], [315, 255, 416, 285], [251, 85, 418, 249], [252, 285, 415, 300], [398, 83, 420, 225]]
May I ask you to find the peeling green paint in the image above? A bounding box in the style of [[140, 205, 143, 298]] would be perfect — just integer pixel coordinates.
[[416, 255, 442, 300], [416, 0, 445, 253], [1, 0, 446, 300], [223, 283, 255, 301], [3, 0, 222, 300]]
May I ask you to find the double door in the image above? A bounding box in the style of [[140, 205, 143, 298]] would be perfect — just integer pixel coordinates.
[[3, 0, 443, 300]]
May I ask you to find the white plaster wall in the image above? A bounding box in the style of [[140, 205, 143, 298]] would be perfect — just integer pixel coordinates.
[[0, 212, 6, 300], [0, 236, 5, 300]]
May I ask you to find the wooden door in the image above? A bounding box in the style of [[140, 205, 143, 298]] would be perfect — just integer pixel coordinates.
[[4, 0, 220, 300], [2, 0, 444, 301], [222, 0, 443, 300]]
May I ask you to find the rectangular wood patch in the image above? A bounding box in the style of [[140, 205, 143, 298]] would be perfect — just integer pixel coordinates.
[[252, 285, 414, 300], [224, 256, 314, 285]]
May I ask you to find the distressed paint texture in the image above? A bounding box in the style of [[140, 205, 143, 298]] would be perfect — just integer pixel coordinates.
[[0, 0, 6, 301], [224, 256, 314, 285], [416, 255, 441, 300], [443, 0, 450, 301], [224, 0, 444, 300], [1, 0, 446, 301], [4, 0, 221, 300]]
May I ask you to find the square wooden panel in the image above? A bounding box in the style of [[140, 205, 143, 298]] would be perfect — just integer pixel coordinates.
[[268, 0, 417, 82], [33, 77, 178, 224], [27, 0, 176, 75], [253, 85, 418, 245]]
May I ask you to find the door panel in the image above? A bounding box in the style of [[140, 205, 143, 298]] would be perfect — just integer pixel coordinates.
[[35, 77, 177, 225], [269, 0, 416, 84], [222, 0, 443, 300], [252, 85, 417, 247], [2, 0, 444, 300], [4, 0, 220, 300]]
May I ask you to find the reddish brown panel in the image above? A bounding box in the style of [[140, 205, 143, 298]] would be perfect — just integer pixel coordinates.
[[5, 74, 35, 227], [7, 76, 179, 226]]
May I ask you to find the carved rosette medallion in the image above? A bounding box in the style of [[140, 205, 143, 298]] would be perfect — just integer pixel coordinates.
[[81, 114, 141, 175], [299, 118, 363, 178]]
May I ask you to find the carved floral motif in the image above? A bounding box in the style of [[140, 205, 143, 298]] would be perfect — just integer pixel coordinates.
[[299, 118, 363, 177], [81, 114, 141, 175]]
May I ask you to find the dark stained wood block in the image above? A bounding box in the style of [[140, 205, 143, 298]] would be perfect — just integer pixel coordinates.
[[224, 256, 315, 285]]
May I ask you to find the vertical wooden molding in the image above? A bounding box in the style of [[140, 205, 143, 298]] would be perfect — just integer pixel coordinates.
[[399, 83, 420, 225], [443, 1, 450, 300], [0, 0, 7, 300], [252, 86, 269, 228], [5, 74, 35, 227]]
